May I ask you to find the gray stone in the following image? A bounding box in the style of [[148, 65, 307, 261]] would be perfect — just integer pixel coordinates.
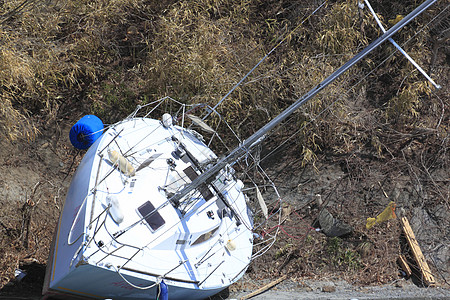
[[322, 285, 336, 292], [317, 209, 353, 237]]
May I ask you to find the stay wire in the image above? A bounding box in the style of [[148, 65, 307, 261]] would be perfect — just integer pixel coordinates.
[[204, 0, 328, 119], [256, 3, 448, 167]]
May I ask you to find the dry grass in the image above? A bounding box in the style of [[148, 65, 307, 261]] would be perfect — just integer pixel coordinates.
[[0, 0, 448, 289], [1, 0, 445, 147]]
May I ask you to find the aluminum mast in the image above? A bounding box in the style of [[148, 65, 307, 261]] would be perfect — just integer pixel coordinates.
[[170, 0, 438, 205]]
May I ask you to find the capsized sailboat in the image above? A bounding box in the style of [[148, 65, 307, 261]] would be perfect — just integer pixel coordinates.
[[43, 0, 439, 299], [43, 98, 259, 300]]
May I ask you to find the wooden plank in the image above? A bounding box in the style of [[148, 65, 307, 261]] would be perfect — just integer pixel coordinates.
[[400, 216, 435, 286], [397, 254, 412, 278], [240, 275, 288, 300]]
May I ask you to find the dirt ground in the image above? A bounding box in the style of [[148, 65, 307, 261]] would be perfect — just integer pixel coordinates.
[[0, 120, 74, 297], [0, 117, 449, 299], [227, 276, 450, 299]]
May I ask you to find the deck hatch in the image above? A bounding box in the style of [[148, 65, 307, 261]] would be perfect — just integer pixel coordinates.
[[183, 166, 198, 181], [137, 201, 165, 231]]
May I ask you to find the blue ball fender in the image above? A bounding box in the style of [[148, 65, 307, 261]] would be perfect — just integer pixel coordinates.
[[69, 115, 104, 149]]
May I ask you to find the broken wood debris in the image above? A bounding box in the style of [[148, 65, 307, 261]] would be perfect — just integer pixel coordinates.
[[240, 275, 288, 300], [400, 216, 435, 287], [397, 254, 412, 278]]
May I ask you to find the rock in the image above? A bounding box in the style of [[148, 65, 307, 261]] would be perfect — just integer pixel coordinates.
[[315, 194, 323, 206], [317, 209, 353, 237], [304, 286, 313, 292], [410, 207, 449, 279], [322, 285, 336, 292]]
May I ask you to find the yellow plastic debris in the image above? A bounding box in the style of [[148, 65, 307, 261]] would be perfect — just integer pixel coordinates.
[[366, 201, 396, 229], [389, 15, 404, 25]]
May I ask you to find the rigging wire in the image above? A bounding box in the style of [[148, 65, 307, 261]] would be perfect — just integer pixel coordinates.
[[72, 1, 446, 290], [149, 1, 444, 264], [254, 2, 448, 168], [203, 0, 329, 119], [227, 2, 448, 261], [82, 101, 282, 283]]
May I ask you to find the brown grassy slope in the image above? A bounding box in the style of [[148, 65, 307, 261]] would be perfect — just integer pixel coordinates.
[[0, 0, 448, 289]]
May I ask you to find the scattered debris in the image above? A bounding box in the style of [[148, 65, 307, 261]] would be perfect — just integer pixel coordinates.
[[14, 269, 26, 282], [322, 285, 336, 292], [400, 217, 435, 287], [240, 275, 288, 300], [366, 201, 396, 229], [256, 186, 268, 219], [317, 209, 352, 237], [397, 255, 412, 278]]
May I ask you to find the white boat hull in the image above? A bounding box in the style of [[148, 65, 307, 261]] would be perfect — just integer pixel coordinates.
[[44, 117, 253, 300], [45, 263, 226, 299]]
